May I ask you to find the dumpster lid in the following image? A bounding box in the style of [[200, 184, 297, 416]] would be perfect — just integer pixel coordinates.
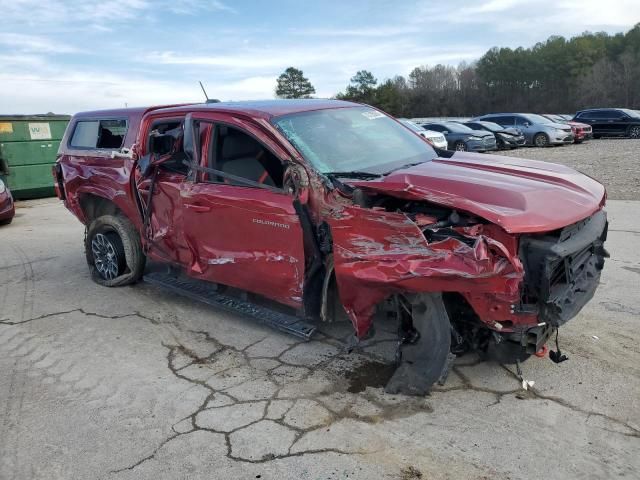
[[0, 114, 71, 121]]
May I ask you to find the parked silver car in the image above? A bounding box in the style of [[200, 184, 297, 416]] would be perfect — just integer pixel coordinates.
[[472, 113, 574, 147], [398, 119, 448, 149]]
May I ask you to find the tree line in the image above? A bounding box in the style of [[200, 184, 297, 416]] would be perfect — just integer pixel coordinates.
[[276, 24, 640, 117]]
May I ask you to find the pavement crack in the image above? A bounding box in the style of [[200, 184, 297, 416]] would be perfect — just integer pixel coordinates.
[[0, 308, 142, 326], [109, 433, 182, 473], [499, 365, 640, 437]]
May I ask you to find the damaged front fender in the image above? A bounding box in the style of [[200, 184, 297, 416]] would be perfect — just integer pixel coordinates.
[[327, 206, 524, 337]]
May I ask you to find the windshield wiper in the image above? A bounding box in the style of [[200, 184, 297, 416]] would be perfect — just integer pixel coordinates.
[[382, 161, 425, 175], [326, 171, 382, 180]]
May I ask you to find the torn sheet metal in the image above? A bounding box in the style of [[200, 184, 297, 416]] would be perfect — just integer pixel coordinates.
[[328, 206, 525, 337]]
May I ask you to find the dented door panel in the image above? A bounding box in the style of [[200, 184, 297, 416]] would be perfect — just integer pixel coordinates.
[[181, 182, 305, 308], [137, 170, 187, 265]]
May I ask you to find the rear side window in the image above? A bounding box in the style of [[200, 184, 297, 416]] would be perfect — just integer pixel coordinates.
[[487, 116, 514, 126], [70, 119, 128, 149]]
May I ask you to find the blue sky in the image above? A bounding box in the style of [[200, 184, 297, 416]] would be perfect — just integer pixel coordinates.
[[1, 0, 639, 114]]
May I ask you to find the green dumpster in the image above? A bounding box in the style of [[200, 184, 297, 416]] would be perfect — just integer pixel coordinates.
[[0, 114, 71, 199]]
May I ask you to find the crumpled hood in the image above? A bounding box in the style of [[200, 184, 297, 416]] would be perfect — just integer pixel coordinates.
[[349, 152, 606, 233]]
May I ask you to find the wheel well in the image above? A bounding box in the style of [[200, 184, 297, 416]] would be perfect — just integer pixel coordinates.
[[79, 194, 121, 223]]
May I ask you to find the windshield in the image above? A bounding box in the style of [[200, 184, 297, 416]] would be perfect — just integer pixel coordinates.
[[441, 123, 474, 133], [544, 114, 565, 123], [523, 113, 555, 124], [398, 119, 425, 133], [621, 108, 640, 118], [274, 107, 437, 174], [476, 121, 503, 131]]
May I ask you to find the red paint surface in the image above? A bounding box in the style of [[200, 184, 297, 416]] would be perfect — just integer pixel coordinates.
[[56, 101, 606, 338], [565, 120, 592, 140], [349, 152, 605, 233], [0, 186, 15, 222]]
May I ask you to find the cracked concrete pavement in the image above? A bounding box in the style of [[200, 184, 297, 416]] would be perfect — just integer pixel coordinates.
[[1, 198, 638, 479]]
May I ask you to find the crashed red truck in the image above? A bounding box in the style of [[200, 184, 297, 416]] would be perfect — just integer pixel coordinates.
[[53, 100, 609, 394]]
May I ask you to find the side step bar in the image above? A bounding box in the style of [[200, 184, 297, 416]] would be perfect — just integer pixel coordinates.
[[143, 272, 317, 340]]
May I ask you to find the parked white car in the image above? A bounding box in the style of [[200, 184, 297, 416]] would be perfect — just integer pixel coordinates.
[[398, 119, 448, 149]]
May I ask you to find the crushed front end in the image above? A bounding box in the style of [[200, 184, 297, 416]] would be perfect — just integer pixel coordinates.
[[449, 209, 609, 363]]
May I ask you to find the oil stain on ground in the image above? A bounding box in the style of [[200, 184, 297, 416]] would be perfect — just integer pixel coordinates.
[[345, 359, 397, 393]]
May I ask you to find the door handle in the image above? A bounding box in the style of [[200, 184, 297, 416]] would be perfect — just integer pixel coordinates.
[[184, 203, 211, 213]]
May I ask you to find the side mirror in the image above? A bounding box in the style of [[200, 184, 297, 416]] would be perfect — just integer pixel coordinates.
[[523, 122, 531, 127], [442, 130, 449, 135]]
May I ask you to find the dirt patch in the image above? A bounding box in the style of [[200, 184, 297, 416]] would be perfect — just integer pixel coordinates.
[[400, 465, 423, 479], [345, 359, 397, 393]]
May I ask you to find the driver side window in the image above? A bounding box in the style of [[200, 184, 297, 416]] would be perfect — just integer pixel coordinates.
[[207, 125, 284, 188], [148, 120, 189, 175]]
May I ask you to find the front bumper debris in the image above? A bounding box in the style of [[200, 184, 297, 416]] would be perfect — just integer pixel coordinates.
[[519, 210, 608, 327]]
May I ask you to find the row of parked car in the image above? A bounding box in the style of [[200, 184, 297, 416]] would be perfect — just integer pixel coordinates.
[[403, 107, 640, 152]]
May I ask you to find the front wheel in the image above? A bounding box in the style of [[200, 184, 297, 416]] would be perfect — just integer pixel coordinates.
[[629, 125, 640, 139], [454, 141, 467, 151], [85, 214, 146, 287], [385, 293, 451, 396], [533, 132, 549, 147]]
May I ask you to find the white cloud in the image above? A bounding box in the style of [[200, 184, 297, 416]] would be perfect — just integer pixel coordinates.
[[416, 0, 640, 31], [0, 0, 234, 26], [0, 33, 80, 54], [0, 71, 281, 114], [0, 0, 638, 114]]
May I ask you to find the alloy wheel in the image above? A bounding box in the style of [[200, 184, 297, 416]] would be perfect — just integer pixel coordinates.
[[91, 233, 121, 280], [630, 126, 640, 139], [534, 134, 548, 147]]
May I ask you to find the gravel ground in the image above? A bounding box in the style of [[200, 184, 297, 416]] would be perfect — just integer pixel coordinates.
[[494, 138, 640, 200]]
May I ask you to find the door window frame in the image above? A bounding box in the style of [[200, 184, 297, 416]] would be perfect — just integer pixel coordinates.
[[67, 117, 129, 151], [187, 118, 290, 194]]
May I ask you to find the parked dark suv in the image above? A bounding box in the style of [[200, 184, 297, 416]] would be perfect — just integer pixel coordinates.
[[573, 108, 640, 139]]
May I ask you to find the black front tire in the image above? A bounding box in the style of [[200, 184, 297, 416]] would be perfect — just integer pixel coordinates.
[[0, 217, 12, 225], [385, 293, 451, 396], [628, 125, 640, 139], [85, 214, 146, 287]]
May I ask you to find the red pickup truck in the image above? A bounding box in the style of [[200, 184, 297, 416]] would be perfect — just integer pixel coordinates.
[[54, 100, 608, 394]]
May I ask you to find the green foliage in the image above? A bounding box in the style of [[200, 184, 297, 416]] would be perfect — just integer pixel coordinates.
[[275, 67, 316, 99], [336, 70, 378, 103], [335, 24, 640, 117]]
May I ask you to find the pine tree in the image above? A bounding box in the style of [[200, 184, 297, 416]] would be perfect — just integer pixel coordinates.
[[275, 67, 316, 99]]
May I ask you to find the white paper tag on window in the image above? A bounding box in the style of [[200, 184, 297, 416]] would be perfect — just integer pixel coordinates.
[[28, 123, 52, 140], [361, 111, 385, 120]]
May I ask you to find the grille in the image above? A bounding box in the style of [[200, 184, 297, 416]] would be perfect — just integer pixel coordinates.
[[519, 211, 608, 326]]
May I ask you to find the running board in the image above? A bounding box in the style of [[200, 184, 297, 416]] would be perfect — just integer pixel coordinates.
[[143, 272, 316, 340]]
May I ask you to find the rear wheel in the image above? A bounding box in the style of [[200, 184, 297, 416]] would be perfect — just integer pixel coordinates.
[[385, 293, 451, 396], [85, 214, 145, 287], [533, 132, 549, 147], [454, 141, 467, 151], [629, 125, 640, 139], [0, 217, 12, 225]]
